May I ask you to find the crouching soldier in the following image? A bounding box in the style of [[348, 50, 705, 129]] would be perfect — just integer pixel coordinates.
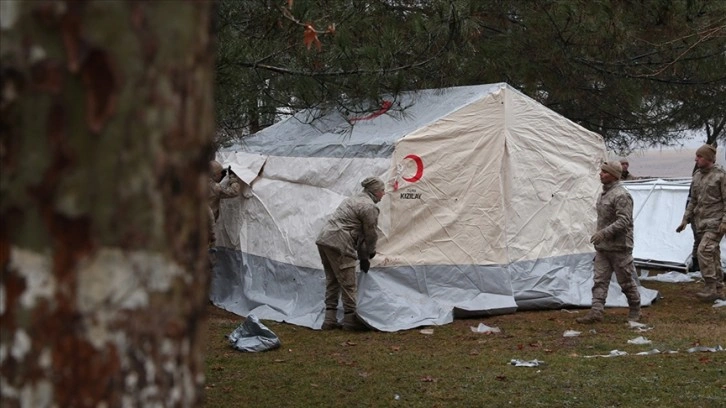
[[315, 177, 385, 330]]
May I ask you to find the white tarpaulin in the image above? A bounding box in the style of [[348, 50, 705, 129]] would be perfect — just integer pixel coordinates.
[[625, 178, 726, 270], [210, 83, 659, 332]]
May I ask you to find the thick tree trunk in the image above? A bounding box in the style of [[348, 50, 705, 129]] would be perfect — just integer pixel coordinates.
[[1, 1, 214, 406]]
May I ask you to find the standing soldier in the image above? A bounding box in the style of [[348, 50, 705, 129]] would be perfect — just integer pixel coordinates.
[[577, 162, 642, 323], [620, 158, 636, 180], [676, 144, 726, 301], [209, 160, 243, 222], [316, 177, 385, 330], [208, 160, 242, 252]]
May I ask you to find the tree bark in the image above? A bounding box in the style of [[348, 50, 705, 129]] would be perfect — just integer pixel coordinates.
[[1, 1, 214, 406]]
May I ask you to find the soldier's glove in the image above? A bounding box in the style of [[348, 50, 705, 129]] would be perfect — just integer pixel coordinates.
[[720, 223, 726, 234], [590, 231, 604, 245], [368, 251, 376, 259], [360, 258, 370, 273], [676, 221, 687, 233]]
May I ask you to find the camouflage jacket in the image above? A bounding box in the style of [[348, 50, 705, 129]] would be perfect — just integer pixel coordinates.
[[594, 181, 634, 252], [316, 191, 380, 260], [683, 165, 726, 233]]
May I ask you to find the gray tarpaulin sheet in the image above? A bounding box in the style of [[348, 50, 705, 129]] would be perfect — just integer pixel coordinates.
[[228, 314, 281, 352]]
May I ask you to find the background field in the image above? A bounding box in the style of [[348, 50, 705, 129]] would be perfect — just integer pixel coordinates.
[[204, 279, 725, 408]]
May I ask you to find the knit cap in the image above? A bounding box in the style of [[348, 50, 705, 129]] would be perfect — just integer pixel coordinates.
[[361, 177, 384, 192], [601, 161, 622, 179], [696, 144, 716, 162]]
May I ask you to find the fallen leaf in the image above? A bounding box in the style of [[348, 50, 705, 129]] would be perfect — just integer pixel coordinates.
[[303, 24, 322, 51], [390, 345, 401, 352], [495, 375, 507, 381]]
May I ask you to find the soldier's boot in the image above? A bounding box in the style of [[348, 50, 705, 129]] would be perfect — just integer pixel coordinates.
[[714, 282, 726, 301], [342, 312, 368, 331], [321, 308, 341, 330], [627, 305, 641, 322], [696, 281, 719, 302], [576, 308, 604, 324]]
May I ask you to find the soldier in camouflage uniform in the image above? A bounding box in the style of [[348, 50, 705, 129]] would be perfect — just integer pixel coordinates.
[[676, 144, 726, 301], [209, 160, 243, 223], [577, 161, 642, 324], [316, 177, 385, 330], [619, 158, 636, 180], [208, 160, 242, 257]]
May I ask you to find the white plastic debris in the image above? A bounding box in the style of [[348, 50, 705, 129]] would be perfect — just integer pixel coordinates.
[[510, 359, 544, 367], [563, 330, 581, 337], [470, 323, 501, 334], [419, 328, 434, 335], [635, 349, 661, 355], [713, 299, 726, 308], [687, 345, 724, 353], [628, 321, 652, 331], [639, 271, 696, 283], [627, 336, 652, 345], [584, 350, 628, 358]]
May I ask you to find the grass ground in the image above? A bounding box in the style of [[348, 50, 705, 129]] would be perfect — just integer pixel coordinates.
[[204, 280, 725, 408]]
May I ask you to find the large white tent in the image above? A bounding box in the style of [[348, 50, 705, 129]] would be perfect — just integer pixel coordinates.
[[211, 83, 659, 332]]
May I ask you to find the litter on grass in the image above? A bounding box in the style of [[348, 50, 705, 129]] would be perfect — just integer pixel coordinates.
[[634, 349, 678, 355], [713, 299, 726, 308], [583, 350, 628, 358], [627, 336, 652, 345], [228, 314, 281, 352], [470, 323, 501, 334], [628, 321, 653, 331], [687, 345, 724, 353], [563, 330, 581, 337], [639, 271, 698, 283], [419, 328, 434, 335], [510, 359, 545, 367]]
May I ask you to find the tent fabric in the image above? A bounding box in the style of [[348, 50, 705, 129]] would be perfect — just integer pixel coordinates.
[[211, 83, 659, 332], [625, 178, 726, 270]]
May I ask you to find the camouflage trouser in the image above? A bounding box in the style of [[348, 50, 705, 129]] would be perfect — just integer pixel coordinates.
[[691, 227, 702, 270], [318, 245, 358, 314], [208, 207, 217, 266], [697, 231, 724, 287], [591, 251, 641, 311]]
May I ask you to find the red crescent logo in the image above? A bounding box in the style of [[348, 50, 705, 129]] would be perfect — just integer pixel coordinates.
[[402, 154, 424, 182]]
